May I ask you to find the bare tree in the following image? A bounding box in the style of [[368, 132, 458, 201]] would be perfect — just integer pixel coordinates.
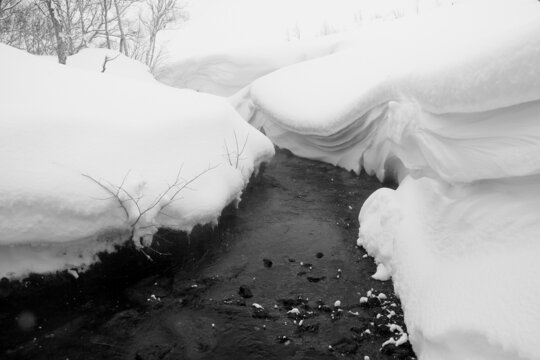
[[44, 0, 67, 63], [139, 0, 187, 68], [101, 0, 111, 48], [112, 0, 127, 54], [0, 0, 189, 67], [0, 0, 21, 19]]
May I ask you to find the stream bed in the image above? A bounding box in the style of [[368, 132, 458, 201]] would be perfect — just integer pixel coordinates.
[[0, 149, 415, 360]]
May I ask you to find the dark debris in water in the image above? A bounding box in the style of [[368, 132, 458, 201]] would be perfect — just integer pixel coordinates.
[[262, 258, 273, 268], [238, 285, 253, 299], [0, 149, 415, 360]]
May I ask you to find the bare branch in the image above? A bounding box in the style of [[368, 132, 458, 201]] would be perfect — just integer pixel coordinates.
[[101, 52, 120, 72], [81, 173, 130, 220], [159, 164, 220, 213], [83, 162, 218, 258]]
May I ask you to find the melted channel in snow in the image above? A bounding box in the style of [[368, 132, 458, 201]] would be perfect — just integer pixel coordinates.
[[230, 0, 540, 359]]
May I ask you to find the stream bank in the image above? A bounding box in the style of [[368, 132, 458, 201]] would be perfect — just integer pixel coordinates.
[[1, 148, 414, 360]]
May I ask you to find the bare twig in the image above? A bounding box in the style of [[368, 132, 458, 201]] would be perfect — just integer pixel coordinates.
[[82, 164, 219, 256], [223, 131, 249, 169], [101, 53, 120, 72], [81, 173, 130, 220]]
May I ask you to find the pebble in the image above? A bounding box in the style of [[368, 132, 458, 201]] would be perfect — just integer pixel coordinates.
[[239, 285, 254, 298], [263, 258, 273, 268]]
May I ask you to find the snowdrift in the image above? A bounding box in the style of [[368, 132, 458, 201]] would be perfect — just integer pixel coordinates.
[[360, 175, 540, 360], [242, 1, 540, 180], [234, 1, 540, 359], [154, 33, 359, 96], [0, 44, 274, 279], [67, 48, 156, 83]]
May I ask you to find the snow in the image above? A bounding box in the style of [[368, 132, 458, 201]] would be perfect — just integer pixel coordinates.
[[161, 0, 449, 58], [0, 44, 274, 279], [240, 0, 540, 179], [226, 0, 540, 358], [67, 48, 156, 83], [154, 0, 456, 95], [372, 262, 391, 281], [359, 297, 368, 304], [287, 308, 300, 315], [3, 0, 540, 357], [360, 175, 540, 359], [155, 33, 356, 96]]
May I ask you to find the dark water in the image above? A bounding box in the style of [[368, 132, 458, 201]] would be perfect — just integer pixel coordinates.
[[0, 149, 414, 360]]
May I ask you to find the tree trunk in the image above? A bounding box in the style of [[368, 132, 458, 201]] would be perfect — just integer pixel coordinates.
[[102, 0, 110, 48], [147, 32, 156, 67], [77, 0, 86, 49], [63, 0, 74, 54], [112, 0, 127, 55], [45, 0, 67, 64]]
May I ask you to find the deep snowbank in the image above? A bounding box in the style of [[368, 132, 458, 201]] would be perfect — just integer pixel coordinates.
[[67, 48, 156, 83], [242, 1, 540, 180], [233, 0, 540, 359], [153, 0, 457, 96], [359, 175, 540, 360], [154, 33, 357, 96], [0, 44, 274, 278]]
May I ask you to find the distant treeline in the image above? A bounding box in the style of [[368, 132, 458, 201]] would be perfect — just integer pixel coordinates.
[[0, 0, 187, 69]]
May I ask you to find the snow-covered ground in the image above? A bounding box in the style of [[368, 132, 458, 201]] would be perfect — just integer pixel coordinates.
[[3, 0, 540, 358], [153, 0, 456, 95], [67, 48, 156, 83], [154, 34, 356, 96], [0, 44, 274, 279], [221, 0, 540, 358]]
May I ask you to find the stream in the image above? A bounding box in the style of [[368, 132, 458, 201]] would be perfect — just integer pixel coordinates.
[[0, 148, 415, 360]]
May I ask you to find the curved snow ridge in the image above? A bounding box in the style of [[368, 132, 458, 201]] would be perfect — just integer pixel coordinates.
[[0, 44, 274, 279], [245, 95, 540, 184], [389, 99, 540, 183], [249, 101, 405, 179], [242, 2, 540, 183], [67, 48, 156, 83], [358, 175, 540, 360], [155, 32, 358, 96]]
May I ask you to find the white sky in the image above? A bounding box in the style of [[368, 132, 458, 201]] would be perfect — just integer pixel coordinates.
[[160, 0, 453, 56]]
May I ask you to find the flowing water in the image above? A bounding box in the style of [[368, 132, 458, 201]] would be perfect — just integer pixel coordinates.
[[0, 149, 415, 360]]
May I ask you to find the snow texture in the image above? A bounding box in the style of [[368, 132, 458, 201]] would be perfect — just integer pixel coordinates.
[[0, 44, 274, 278], [240, 0, 540, 180], [154, 34, 356, 96], [231, 0, 540, 359], [153, 0, 456, 95], [67, 48, 156, 83]]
